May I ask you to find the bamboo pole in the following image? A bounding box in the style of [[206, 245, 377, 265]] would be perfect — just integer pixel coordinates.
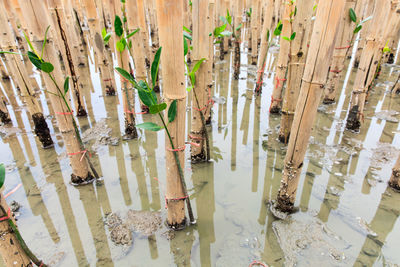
[[205, 0, 215, 125], [155, 0, 189, 228], [0, 194, 33, 266], [254, 0, 273, 94], [353, 0, 375, 67], [275, 0, 345, 212], [389, 153, 400, 190], [126, 0, 148, 81], [137, 0, 152, 67], [18, 0, 95, 183], [190, 0, 210, 162], [250, 0, 260, 65], [346, 0, 394, 131], [278, 0, 314, 143], [323, 0, 357, 104], [269, 1, 294, 114], [115, 0, 138, 140]]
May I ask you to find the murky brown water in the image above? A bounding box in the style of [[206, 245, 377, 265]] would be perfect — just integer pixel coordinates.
[[1, 38, 400, 267]]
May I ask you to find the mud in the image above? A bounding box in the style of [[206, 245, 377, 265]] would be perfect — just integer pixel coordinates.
[[105, 210, 162, 246], [273, 215, 348, 266], [81, 118, 119, 150]]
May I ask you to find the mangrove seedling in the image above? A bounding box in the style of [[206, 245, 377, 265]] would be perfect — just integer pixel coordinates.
[[115, 47, 195, 224], [0, 163, 47, 266]]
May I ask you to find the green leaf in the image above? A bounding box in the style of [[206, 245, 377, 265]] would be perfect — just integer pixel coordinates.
[[41, 25, 50, 59], [183, 25, 192, 33], [214, 24, 227, 36], [151, 47, 162, 88], [23, 31, 39, 59], [0, 163, 5, 189], [103, 33, 111, 44], [127, 28, 140, 39], [41, 62, 54, 73], [214, 40, 222, 44], [235, 23, 243, 31], [102, 27, 107, 39], [313, 4, 317, 12], [353, 24, 362, 34], [186, 86, 193, 92], [191, 58, 206, 74], [136, 122, 163, 131], [184, 38, 188, 56], [64, 77, 69, 96], [266, 30, 270, 42], [282, 36, 290, 41], [27, 51, 43, 70], [114, 15, 123, 37], [120, 0, 125, 3], [183, 31, 192, 41], [0, 51, 23, 55], [138, 89, 153, 107], [226, 10, 232, 25], [349, 8, 357, 23], [115, 67, 135, 83], [294, 6, 297, 16], [116, 39, 125, 52], [290, 32, 296, 40], [274, 21, 283, 36], [168, 100, 177, 123], [149, 102, 167, 114]]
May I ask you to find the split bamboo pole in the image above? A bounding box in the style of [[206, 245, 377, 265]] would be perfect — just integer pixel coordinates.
[[254, 0, 273, 94], [233, 0, 243, 80], [346, 0, 394, 131], [18, 0, 95, 184], [218, 0, 229, 60], [269, 1, 294, 114], [353, 0, 375, 67], [323, 0, 358, 104], [155, 0, 190, 228], [0, 2, 53, 148], [278, 0, 314, 143], [190, 0, 210, 162], [275, 0, 345, 212], [48, 0, 88, 117]]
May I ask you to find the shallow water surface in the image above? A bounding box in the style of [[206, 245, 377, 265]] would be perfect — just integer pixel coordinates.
[[0, 40, 400, 267]]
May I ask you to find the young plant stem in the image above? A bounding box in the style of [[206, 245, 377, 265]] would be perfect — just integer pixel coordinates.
[[157, 113, 195, 223], [48, 73, 99, 179], [0, 205, 47, 267]]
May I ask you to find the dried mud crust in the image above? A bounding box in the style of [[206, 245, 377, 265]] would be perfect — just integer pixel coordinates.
[[81, 118, 120, 149]]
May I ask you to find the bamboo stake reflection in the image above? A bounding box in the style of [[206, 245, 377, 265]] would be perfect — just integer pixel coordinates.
[[354, 186, 400, 266], [231, 78, 238, 171], [5, 135, 60, 244], [252, 95, 260, 192], [35, 139, 89, 265]]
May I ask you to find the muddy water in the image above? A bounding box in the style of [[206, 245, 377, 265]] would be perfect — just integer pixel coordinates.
[[1, 41, 400, 267]]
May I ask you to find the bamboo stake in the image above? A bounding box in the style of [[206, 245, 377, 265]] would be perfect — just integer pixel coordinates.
[[346, 0, 395, 131], [278, 0, 314, 143], [269, 1, 294, 114], [275, 0, 345, 212], [323, 0, 357, 104], [250, 0, 260, 65], [126, 0, 148, 81], [353, 0, 375, 67], [389, 153, 400, 191], [205, 0, 215, 125], [155, 0, 193, 228], [137, 0, 152, 67], [190, 0, 210, 163], [254, 0, 273, 94], [18, 0, 95, 184]]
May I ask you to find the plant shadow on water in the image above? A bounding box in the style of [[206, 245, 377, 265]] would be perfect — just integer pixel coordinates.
[[1, 38, 400, 267]]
